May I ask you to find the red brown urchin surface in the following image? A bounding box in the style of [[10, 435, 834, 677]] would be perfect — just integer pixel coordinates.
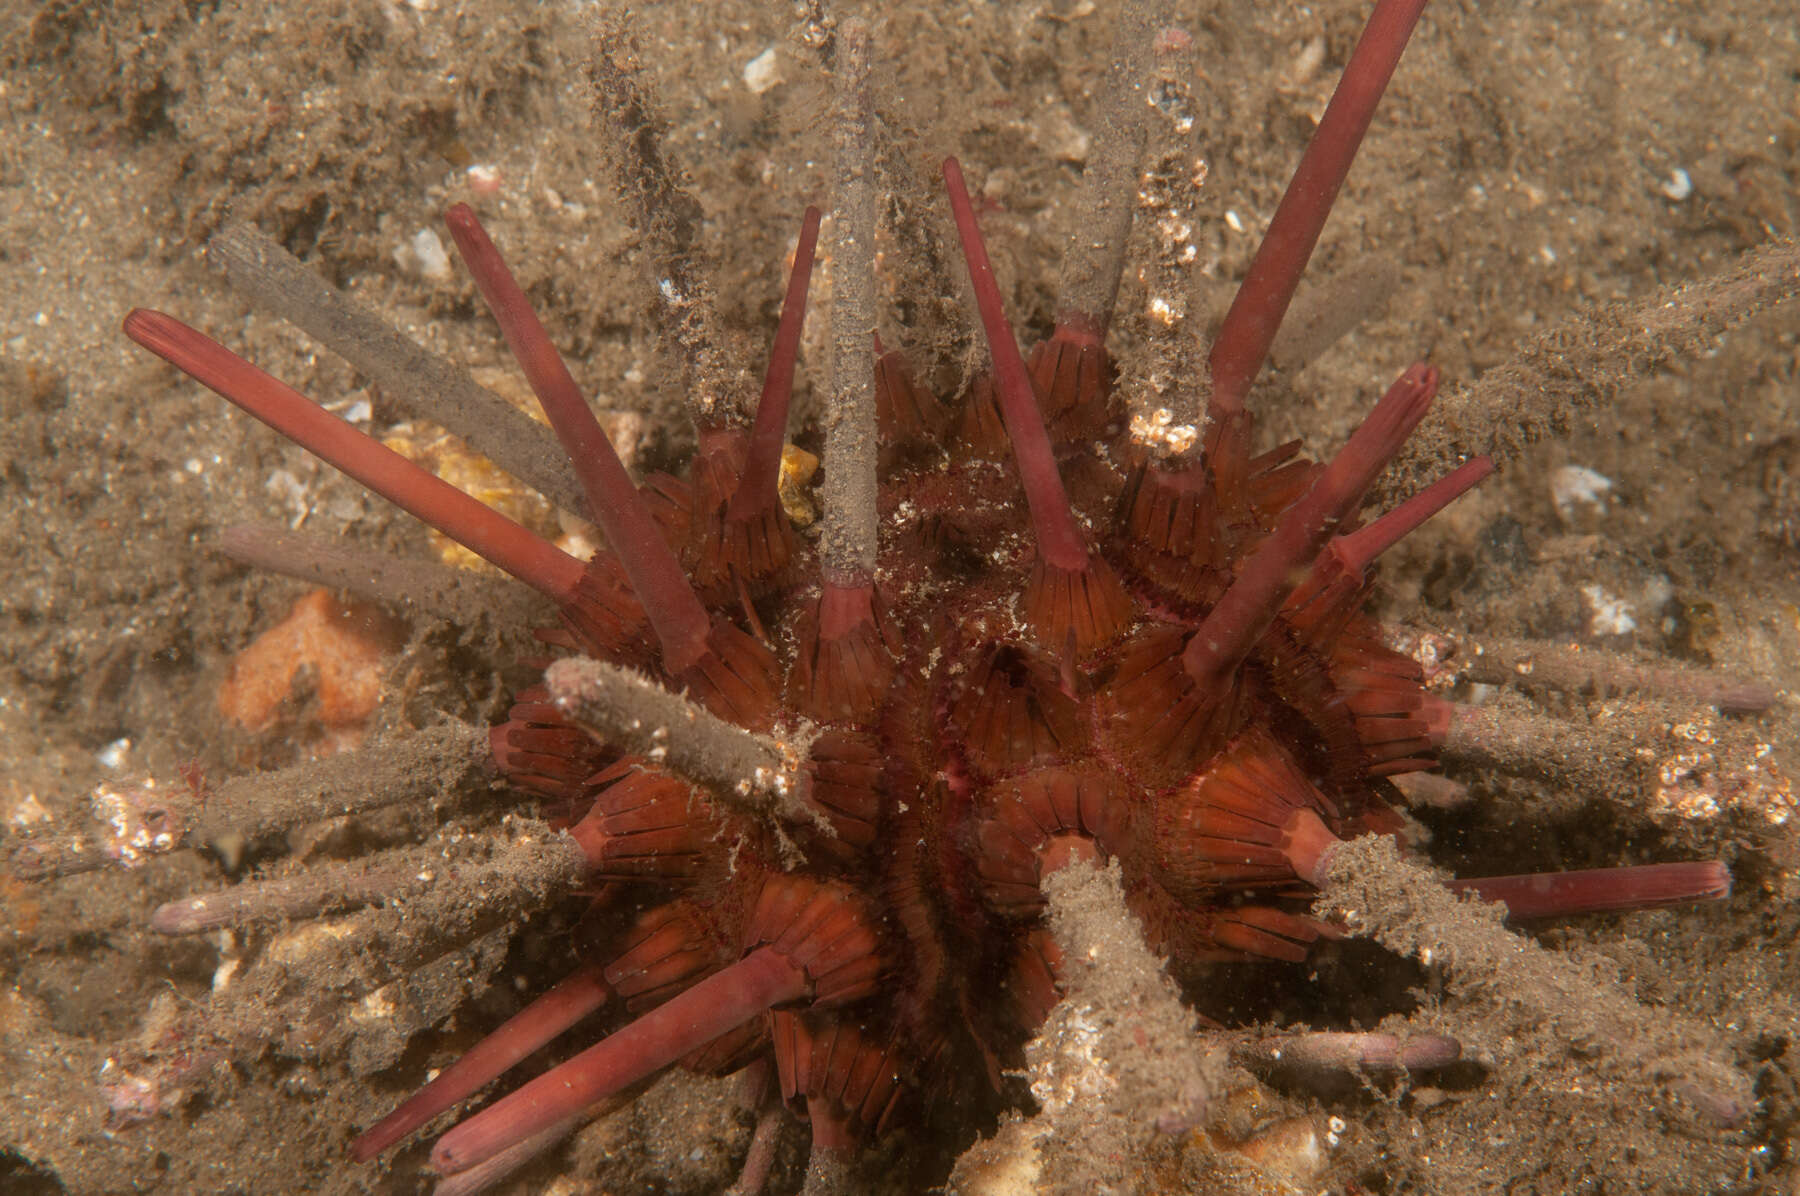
[[116, 1, 1754, 1190]]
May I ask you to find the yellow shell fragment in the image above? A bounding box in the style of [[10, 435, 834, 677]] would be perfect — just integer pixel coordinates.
[[380, 365, 630, 570], [384, 377, 815, 571], [779, 443, 820, 527], [381, 423, 561, 572]]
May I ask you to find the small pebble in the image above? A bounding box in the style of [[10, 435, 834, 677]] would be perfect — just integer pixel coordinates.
[[466, 163, 502, 198], [743, 46, 782, 94], [1280, 36, 1326, 91], [97, 737, 133, 770], [412, 228, 451, 280]]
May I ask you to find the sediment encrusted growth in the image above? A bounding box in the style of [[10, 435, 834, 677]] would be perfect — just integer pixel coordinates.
[[217, 522, 546, 639], [208, 220, 584, 512], [1314, 833, 1753, 1127], [820, 16, 880, 584], [1384, 239, 1800, 500], [1053, 0, 1163, 338], [950, 859, 1227, 1196], [589, 14, 747, 427], [1115, 14, 1209, 459], [8, 722, 489, 882], [544, 655, 817, 828]]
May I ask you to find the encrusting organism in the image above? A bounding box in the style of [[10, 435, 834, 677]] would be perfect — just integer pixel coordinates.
[[15, 0, 1789, 1191]]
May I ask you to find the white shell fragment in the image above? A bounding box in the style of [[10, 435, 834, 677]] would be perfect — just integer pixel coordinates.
[[394, 227, 452, 280], [1580, 584, 1637, 636]]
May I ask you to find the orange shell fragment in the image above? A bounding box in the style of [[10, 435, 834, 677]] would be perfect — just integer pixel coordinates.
[[217, 588, 406, 754]]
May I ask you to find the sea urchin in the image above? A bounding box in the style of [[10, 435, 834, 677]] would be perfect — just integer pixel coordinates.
[[112, 2, 1763, 1191]]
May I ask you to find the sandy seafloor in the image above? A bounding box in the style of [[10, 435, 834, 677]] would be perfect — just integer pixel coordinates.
[[3, 0, 1800, 1192]]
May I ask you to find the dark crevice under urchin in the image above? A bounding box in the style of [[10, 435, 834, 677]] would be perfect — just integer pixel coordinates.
[[8, 1, 1799, 1194]]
